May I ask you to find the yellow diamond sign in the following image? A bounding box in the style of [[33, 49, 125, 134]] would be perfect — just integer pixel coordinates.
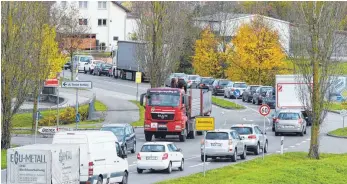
[[341, 88, 347, 99]]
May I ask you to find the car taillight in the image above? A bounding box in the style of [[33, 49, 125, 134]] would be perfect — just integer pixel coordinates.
[[137, 153, 141, 160], [201, 139, 204, 145], [275, 118, 279, 123], [248, 135, 257, 139], [228, 139, 233, 145], [88, 162, 93, 176], [216, 86, 220, 89], [298, 118, 303, 124], [162, 153, 168, 160]]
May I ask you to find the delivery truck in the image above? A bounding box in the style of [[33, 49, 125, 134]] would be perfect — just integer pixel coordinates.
[[7, 144, 79, 184], [140, 87, 212, 142], [275, 75, 312, 126]]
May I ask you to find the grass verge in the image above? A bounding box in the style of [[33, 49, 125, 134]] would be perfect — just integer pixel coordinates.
[[2, 145, 19, 169], [328, 127, 347, 137], [212, 96, 245, 109], [327, 102, 347, 111], [129, 100, 144, 127], [157, 152, 347, 184]]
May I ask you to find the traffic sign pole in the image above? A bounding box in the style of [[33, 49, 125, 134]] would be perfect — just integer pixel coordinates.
[[263, 116, 265, 160], [280, 136, 284, 154], [75, 75, 79, 130], [203, 131, 206, 177], [259, 104, 271, 160]]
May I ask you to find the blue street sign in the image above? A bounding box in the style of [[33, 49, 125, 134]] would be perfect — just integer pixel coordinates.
[[76, 113, 80, 122], [336, 95, 343, 102], [233, 89, 240, 98]]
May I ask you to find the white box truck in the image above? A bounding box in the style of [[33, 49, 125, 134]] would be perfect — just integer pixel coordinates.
[[275, 75, 312, 125], [7, 144, 80, 184]]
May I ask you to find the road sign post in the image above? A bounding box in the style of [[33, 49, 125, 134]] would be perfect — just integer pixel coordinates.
[[280, 136, 284, 154], [340, 109, 347, 128], [135, 72, 141, 101], [259, 104, 270, 160], [195, 117, 215, 177]]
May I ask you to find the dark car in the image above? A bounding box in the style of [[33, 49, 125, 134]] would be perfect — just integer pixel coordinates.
[[63, 61, 71, 70], [212, 79, 231, 96], [93, 63, 112, 76], [262, 89, 276, 109], [198, 77, 215, 91], [100, 124, 136, 154], [252, 86, 274, 105], [242, 85, 261, 102]]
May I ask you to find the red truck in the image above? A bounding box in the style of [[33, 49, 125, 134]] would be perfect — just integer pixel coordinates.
[[140, 87, 212, 142]]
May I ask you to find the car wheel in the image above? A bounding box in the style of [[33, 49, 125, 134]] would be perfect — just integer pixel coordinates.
[[188, 130, 196, 139], [96, 175, 103, 184], [272, 126, 275, 132], [252, 99, 255, 104], [275, 132, 280, 136], [264, 141, 268, 153], [84, 68, 87, 74], [137, 168, 143, 174], [224, 93, 227, 98], [240, 147, 247, 160], [98, 71, 101, 76], [179, 129, 187, 142], [201, 155, 208, 162], [197, 131, 203, 136], [179, 159, 184, 171], [89, 69, 92, 74], [304, 127, 307, 134], [231, 149, 237, 162], [254, 143, 260, 155], [131, 142, 136, 153], [242, 97, 245, 102], [119, 172, 128, 184], [160, 135, 166, 139], [299, 130, 304, 136], [93, 71, 95, 75], [166, 162, 172, 174], [145, 133, 152, 141]]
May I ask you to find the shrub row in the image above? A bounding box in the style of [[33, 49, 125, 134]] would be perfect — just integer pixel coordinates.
[[39, 105, 89, 126]]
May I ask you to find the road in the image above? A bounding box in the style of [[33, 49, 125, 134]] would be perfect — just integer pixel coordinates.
[[4, 71, 347, 184]]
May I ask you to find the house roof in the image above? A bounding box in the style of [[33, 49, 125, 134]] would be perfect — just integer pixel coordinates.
[[194, 13, 250, 22], [111, 1, 130, 13]]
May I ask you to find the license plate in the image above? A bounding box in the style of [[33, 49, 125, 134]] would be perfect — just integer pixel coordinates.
[[210, 143, 222, 147], [285, 126, 294, 128], [158, 124, 167, 128], [146, 156, 158, 160]]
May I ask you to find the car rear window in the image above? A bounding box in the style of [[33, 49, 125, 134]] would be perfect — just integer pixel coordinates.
[[188, 76, 199, 80], [234, 83, 247, 88], [278, 113, 300, 120], [201, 78, 214, 84], [250, 86, 260, 90], [219, 80, 230, 85], [231, 127, 253, 135], [141, 145, 165, 152], [206, 132, 229, 140]]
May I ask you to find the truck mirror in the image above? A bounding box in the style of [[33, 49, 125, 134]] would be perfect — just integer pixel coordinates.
[[140, 93, 146, 106]]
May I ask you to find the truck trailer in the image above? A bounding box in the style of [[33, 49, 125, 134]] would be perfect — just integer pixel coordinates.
[[140, 87, 212, 142]]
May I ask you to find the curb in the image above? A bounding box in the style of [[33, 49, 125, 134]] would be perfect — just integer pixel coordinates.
[[326, 133, 347, 139], [212, 102, 246, 110], [326, 110, 340, 114]]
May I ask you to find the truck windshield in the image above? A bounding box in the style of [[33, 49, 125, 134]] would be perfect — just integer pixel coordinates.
[[148, 92, 180, 107]]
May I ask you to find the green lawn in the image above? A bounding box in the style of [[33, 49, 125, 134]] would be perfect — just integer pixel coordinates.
[[2, 145, 19, 169], [212, 96, 245, 109], [157, 152, 347, 184], [95, 100, 108, 111], [327, 102, 347, 111], [329, 127, 347, 137], [129, 100, 144, 127]]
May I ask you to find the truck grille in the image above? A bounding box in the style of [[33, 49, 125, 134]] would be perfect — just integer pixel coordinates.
[[151, 113, 175, 120]]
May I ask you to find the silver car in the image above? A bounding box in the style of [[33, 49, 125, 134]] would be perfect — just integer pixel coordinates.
[[200, 129, 246, 162], [224, 82, 248, 99], [274, 110, 307, 136], [187, 75, 201, 88], [231, 124, 268, 155]]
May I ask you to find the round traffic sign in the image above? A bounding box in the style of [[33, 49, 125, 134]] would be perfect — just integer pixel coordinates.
[[233, 89, 240, 98], [259, 104, 271, 116], [340, 109, 347, 117]]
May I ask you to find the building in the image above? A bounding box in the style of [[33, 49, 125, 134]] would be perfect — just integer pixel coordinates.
[[56, 1, 130, 51], [125, 13, 139, 41], [194, 13, 291, 55]]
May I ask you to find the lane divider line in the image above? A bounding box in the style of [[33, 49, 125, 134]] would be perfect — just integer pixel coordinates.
[[189, 162, 210, 168]]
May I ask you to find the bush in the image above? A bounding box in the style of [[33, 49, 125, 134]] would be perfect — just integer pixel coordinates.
[[39, 105, 89, 126]]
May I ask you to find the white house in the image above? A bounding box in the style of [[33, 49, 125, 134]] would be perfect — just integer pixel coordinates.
[[194, 13, 291, 55], [56, 1, 130, 50], [125, 13, 139, 41]]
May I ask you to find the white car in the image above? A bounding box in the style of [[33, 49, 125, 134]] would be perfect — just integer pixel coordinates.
[[224, 82, 248, 99], [201, 129, 246, 162], [230, 124, 268, 155], [72, 55, 94, 73], [85, 59, 104, 74], [137, 142, 184, 174]]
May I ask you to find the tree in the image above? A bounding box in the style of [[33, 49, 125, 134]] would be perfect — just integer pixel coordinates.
[[227, 17, 287, 85], [192, 28, 223, 78], [134, 1, 189, 87], [290, 1, 347, 159]]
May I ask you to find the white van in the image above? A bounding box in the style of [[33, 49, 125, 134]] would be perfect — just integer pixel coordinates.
[[52, 131, 129, 184]]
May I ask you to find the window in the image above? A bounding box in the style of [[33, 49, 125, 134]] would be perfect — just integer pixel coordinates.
[[98, 19, 107, 26], [231, 127, 253, 135], [79, 19, 88, 25], [113, 36, 119, 41], [125, 127, 131, 135], [98, 1, 107, 9], [168, 144, 178, 152], [100, 127, 125, 137], [206, 132, 229, 140], [254, 127, 262, 134], [141, 145, 165, 152], [79, 1, 88, 8], [278, 113, 300, 120], [147, 92, 180, 107]]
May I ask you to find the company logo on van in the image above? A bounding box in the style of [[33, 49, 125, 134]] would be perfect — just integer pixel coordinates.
[[59, 149, 72, 163], [10, 151, 47, 165]]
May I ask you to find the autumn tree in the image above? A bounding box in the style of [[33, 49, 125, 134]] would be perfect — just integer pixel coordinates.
[[290, 1, 347, 159], [192, 28, 223, 78], [227, 17, 287, 85]]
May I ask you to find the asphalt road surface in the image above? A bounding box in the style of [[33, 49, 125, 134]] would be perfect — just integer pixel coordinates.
[[4, 71, 346, 184]]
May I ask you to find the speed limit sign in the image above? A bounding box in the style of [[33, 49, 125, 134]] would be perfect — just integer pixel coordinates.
[[259, 104, 271, 116]]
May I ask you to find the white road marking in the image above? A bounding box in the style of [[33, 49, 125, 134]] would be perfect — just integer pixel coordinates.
[[302, 141, 306, 143], [306, 138, 311, 141], [295, 143, 301, 146], [129, 164, 136, 167], [290, 146, 295, 148], [185, 155, 201, 160], [189, 162, 210, 168]]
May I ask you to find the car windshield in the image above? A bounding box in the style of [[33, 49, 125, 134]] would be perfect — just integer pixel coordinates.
[[250, 86, 260, 91], [102, 64, 112, 69], [206, 132, 229, 140], [234, 83, 247, 88], [231, 127, 253, 135], [81, 56, 92, 62], [201, 78, 214, 84], [278, 113, 300, 120], [141, 145, 165, 152], [148, 91, 180, 107], [188, 76, 199, 80], [219, 80, 230, 85], [174, 73, 185, 78], [100, 127, 125, 137]]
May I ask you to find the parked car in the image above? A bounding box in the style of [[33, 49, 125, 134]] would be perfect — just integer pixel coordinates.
[[72, 55, 94, 73], [201, 129, 246, 162], [137, 142, 184, 174], [211, 79, 232, 96], [242, 85, 261, 102], [93, 63, 113, 76], [63, 61, 71, 70], [252, 86, 274, 105], [85, 59, 104, 74], [101, 123, 136, 155], [224, 82, 248, 99], [187, 75, 201, 88], [52, 131, 129, 184], [230, 124, 268, 155], [262, 89, 276, 109], [274, 109, 308, 136], [164, 73, 187, 87], [197, 77, 215, 91]]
